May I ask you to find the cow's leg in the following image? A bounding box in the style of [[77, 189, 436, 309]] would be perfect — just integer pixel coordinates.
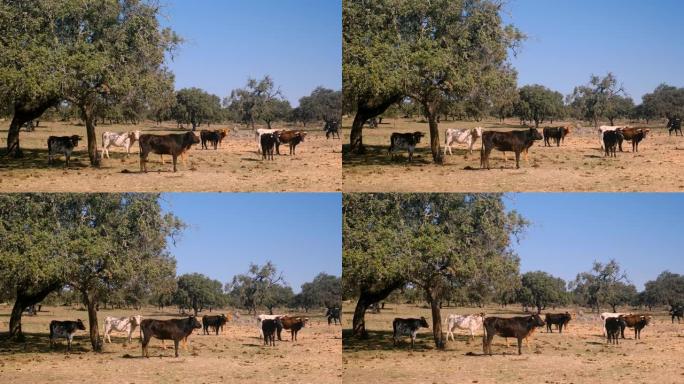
[[173, 340, 180, 357], [172, 155, 178, 172], [517, 337, 522, 355], [515, 151, 520, 169]]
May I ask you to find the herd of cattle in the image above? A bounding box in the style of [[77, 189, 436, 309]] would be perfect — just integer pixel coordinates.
[[46, 306, 342, 357], [386, 118, 682, 167], [392, 307, 684, 355]]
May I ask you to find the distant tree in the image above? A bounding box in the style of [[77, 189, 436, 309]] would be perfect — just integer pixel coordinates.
[[515, 85, 564, 127], [225, 262, 288, 314], [260, 98, 292, 129], [174, 273, 226, 315], [570, 259, 629, 312], [631, 103, 657, 123], [567, 73, 627, 128], [603, 281, 638, 312], [603, 95, 634, 126], [174, 88, 222, 130], [225, 76, 288, 129], [641, 84, 684, 119], [297, 273, 342, 311], [298, 87, 342, 126], [519, 271, 567, 313], [642, 271, 684, 310]]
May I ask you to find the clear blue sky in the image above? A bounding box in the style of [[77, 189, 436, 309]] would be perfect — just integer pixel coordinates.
[[160, 193, 341, 293], [159, 0, 341, 106], [505, 193, 684, 291], [502, 0, 684, 103]]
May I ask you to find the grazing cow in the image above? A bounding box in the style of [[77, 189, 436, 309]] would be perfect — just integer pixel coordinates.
[[667, 117, 682, 136], [276, 130, 306, 155], [544, 312, 571, 333], [480, 128, 543, 169], [392, 317, 429, 348], [326, 307, 341, 325], [482, 315, 545, 355], [49, 319, 86, 352], [325, 120, 340, 139], [101, 130, 140, 158], [139, 132, 199, 172], [260, 133, 278, 160], [257, 314, 284, 337], [278, 316, 309, 341], [603, 130, 623, 157], [140, 316, 202, 358], [445, 313, 485, 342], [617, 127, 649, 152], [47, 135, 82, 168], [605, 316, 626, 344], [262, 318, 282, 346], [620, 314, 651, 339], [389, 132, 425, 162], [598, 126, 628, 149], [543, 127, 570, 147], [202, 314, 227, 335], [670, 307, 683, 323], [255, 128, 281, 153], [444, 127, 483, 155], [200, 129, 227, 150], [103, 315, 143, 343]]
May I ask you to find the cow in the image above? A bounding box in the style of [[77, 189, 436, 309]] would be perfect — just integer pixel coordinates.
[[325, 120, 340, 139], [544, 312, 571, 333], [103, 315, 143, 343], [480, 128, 543, 169], [543, 126, 570, 147], [202, 314, 227, 335], [605, 316, 626, 344], [139, 132, 199, 172], [200, 129, 227, 150], [101, 130, 141, 158], [619, 314, 651, 339], [255, 128, 281, 153], [278, 316, 309, 341], [326, 307, 341, 325], [260, 133, 278, 160], [392, 317, 429, 348], [256, 314, 284, 337], [444, 127, 483, 155], [670, 307, 683, 323], [598, 126, 628, 149], [603, 130, 623, 157], [482, 315, 545, 355], [140, 316, 202, 358], [49, 319, 86, 352], [600, 312, 629, 335], [667, 117, 682, 136], [276, 130, 306, 155], [445, 313, 485, 342], [262, 318, 282, 346], [617, 127, 649, 152], [47, 135, 82, 168], [389, 132, 425, 162]]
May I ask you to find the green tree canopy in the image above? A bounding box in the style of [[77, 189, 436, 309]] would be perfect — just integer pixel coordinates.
[[567, 73, 627, 128], [225, 261, 290, 314], [641, 84, 684, 120], [174, 273, 226, 315], [297, 87, 342, 126], [518, 271, 568, 313], [174, 88, 222, 130], [642, 271, 684, 310], [515, 85, 564, 127], [225, 76, 289, 129], [570, 259, 630, 312], [296, 273, 342, 311]]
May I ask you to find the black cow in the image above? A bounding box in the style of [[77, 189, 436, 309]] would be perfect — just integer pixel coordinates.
[[260, 133, 278, 160], [544, 312, 571, 333], [200, 129, 227, 150], [49, 319, 86, 352], [139, 132, 199, 172], [202, 314, 227, 335], [326, 307, 341, 325], [603, 130, 623, 157], [542, 127, 569, 147], [392, 317, 429, 348], [480, 128, 543, 169], [605, 316, 626, 344], [667, 117, 682, 136], [262, 318, 282, 347], [140, 316, 202, 357], [325, 120, 340, 139], [47, 135, 82, 168], [670, 307, 683, 323], [482, 315, 545, 355], [389, 132, 424, 162]]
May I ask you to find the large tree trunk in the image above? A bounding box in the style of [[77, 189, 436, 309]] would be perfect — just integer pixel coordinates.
[[348, 94, 403, 154], [429, 297, 445, 349], [424, 105, 443, 164], [8, 282, 63, 339], [79, 103, 100, 167], [5, 98, 59, 157], [352, 281, 404, 338], [83, 292, 102, 352]]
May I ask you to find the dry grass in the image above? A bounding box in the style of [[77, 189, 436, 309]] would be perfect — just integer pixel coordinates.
[[0, 304, 342, 383], [342, 118, 684, 192], [342, 303, 684, 384], [0, 120, 342, 192]]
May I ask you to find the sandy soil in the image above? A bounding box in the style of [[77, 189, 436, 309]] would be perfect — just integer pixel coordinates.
[[342, 303, 684, 384], [0, 304, 342, 383], [342, 118, 684, 192], [0, 121, 342, 192]]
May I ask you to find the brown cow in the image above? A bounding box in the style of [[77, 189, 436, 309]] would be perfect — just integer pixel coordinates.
[[139, 132, 199, 172], [619, 314, 652, 339], [140, 316, 202, 357], [480, 128, 543, 169], [483, 315, 545, 355], [277, 316, 309, 341], [617, 127, 649, 152], [276, 130, 306, 156]]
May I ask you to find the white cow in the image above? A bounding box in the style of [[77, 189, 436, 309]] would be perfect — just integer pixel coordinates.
[[256, 314, 285, 337], [255, 128, 281, 153], [444, 313, 485, 342], [598, 126, 628, 149], [444, 127, 483, 155], [102, 130, 141, 158], [103, 315, 143, 343]]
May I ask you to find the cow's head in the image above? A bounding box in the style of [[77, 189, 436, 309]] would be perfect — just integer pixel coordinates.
[[413, 132, 425, 142], [298, 131, 307, 142], [188, 316, 202, 329], [529, 314, 545, 327], [219, 129, 228, 139], [472, 127, 483, 139], [563, 126, 571, 136], [131, 315, 143, 326], [642, 128, 651, 138], [419, 316, 429, 328], [70, 135, 83, 146], [76, 319, 86, 330], [529, 128, 543, 140], [130, 130, 141, 142], [186, 132, 200, 144]]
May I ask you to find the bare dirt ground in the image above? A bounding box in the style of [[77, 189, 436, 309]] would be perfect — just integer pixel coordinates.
[[342, 118, 684, 192], [0, 304, 342, 383], [342, 303, 684, 384], [0, 121, 341, 192]]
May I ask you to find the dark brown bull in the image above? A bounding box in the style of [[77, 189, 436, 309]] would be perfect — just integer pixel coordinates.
[[200, 129, 227, 150], [480, 128, 543, 169], [276, 130, 306, 155], [140, 316, 202, 357], [483, 315, 545, 355], [277, 316, 309, 341], [139, 132, 199, 172], [617, 127, 649, 152], [619, 314, 651, 339], [544, 312, 571, 333]]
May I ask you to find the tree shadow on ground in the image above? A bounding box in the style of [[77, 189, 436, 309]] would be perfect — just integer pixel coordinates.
[[0, 149, 92, 171], [342, 329, 434, 352], [0, 332, 91, 354], [342, 145, 433, 167]]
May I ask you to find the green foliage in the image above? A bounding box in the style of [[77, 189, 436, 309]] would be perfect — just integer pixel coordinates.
[[295, 273, 342, 311], [225, 76, 290, 129], [518, 271, 568, 313], [567, 73, 627, 127], [641, 84, 684, 119], [514, 85, 564, 127], [570, 259, 631, 312], [297, 87, 342, 125], [174, 273, 226, 315], [642, 271, 684, 309], [173, 88, 223, 130], [225, 261, 290, 314]]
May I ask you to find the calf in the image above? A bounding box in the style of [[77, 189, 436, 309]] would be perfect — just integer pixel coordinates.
[[620, 314, 651, 339], [445, 313, 485, 342], [260, 133, 278, 160], [480, 128, 543, 169], [49, 319, 86, 352], [605, 316, 626, 344], [102, 130, 140, 158], [670, 307, 683, 323], [392, 317, 429, 348], [202, 314, 227, 335], [140, 316, 202, 358], [47, 135, 82, 168], [444, 127, 483, 155], [617, 127, 649, 152], [667, 117, 682, 136], [200, 129, 227, 150], [482, 315, 545, 355], [276, 130, 306, 155], [326, 307, 341, 325], [139, 132, 199, 172], [103, 315, 143, 343], [543, 127, 570, 147], [544, 312, 571, 333], [389, 132, 425, 162], [603, 130, 623, 157], [278, 316, 309, 341], [262, 318, 282, 346]]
